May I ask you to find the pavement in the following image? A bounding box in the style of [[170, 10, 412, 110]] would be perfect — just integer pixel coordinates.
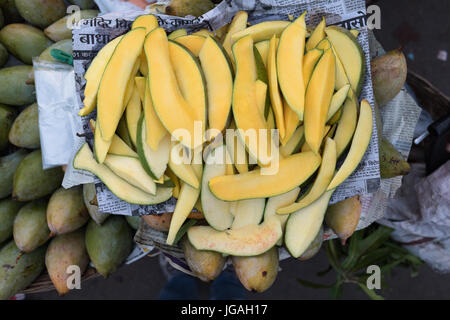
[[30, 0, 450, 300]]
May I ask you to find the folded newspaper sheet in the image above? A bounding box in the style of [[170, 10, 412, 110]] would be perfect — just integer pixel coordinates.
[[57, 0, 420, 264]]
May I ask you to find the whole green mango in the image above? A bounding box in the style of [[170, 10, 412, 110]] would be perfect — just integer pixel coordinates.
[[14, 0, 66, 29], [0, 24, 53, 64], [39, 39, 72, 63], [166, 0, 215, 17], [47, 186, 89, 235], [85, 216, 133, 278], [68, 0, 96, 10], [83, 183, 109, 225], [0, 42, 7, 67], [12, 149, 64, 201], [0, 149, 28, 198], [0, 104, 15, 151], [0, 240, 46, 300], [8, 103, 40, 149], [0, 66, 35, 106], [13, 199, 50, 253], [46, 229, 89, 295], [0, 198, 24, 244], [44, 10, 99, 42], [125, 216, 141, 230]]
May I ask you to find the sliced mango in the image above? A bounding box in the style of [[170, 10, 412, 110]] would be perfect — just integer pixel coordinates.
[[174, 35, 205, 56], [281, 98, 300, 145], [143, 76, 167, 151], [193, 29, 214, 37], [315, 38, 330, 50], [125, 88, 141, 147], [334, 90, 358, 158], [223, 11, 248, 59], [168, 28, 187, 39], [79, 35, 123, 116], [328, 100, 373, 190], [231, 198, 265, 229], [277, 13, 307, 120], [303, 48, 323, 86], [331, 45, 350, 90], [209, 152, 321, 201], [306, 17, 326, 51], [326, 84, 350, 122], [278, 138, 336, 214], [199, 36, 233, 138], [187, 217, 282, 256], [325, 26, 366, 96], [231, 21, 290, 43], [134, 76, 145, 101], [97, 28, 146, 141], [225, 122, 248, 174], [145, 28, 198, 149], [93, 119, 111, 163], [304, 49, 335, 154], [255, 40, 270, 67], [279, 126, 304, 157], [350, 29, 360, 38], [168, 141, 200, 189], [132, 14, 158, 33]]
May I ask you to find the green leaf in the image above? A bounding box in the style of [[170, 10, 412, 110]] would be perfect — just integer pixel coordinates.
[[351, 247, 392, 273], [172, 219, 197, 245], [330, 276, 343, 299], [297, 278, 333, 289], [317, 265, 333, 277], [357, 282, 384, 300], [326, 240, 344, 275], [341, 229, 364, 270]]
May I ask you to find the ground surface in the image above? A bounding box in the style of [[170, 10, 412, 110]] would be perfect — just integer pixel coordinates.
[[31, 0, 450, 300]]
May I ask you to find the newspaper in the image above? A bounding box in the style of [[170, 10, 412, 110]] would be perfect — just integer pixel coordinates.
[[57, 1, 420, 267]]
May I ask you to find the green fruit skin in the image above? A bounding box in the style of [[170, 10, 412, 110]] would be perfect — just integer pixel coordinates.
[[68, 0, 96, 10], [47, 186, 89, 235], [85, 216, 133, 278], [83, 183, 109, 225], [166, 0, 215, 17], [0, 0, 23, 24], [44, 10, 99, 42], [8, 103, 40, 149], [0, 240, 46, 300], [0, 149, 28, 198], [0, 66, 35, 106], [0, 198, 24, 244], [125, 216, 141, 230], [14, 0, 66, 29], [0, 104, 16, 151], [12, 149, 64, 201], [45, 229, 89, 295], [298, 226, 323, 261], [0, 42, 8, 67], [13, 199, 50, 253], [0, 24, 53, 64], [380, 137, 410, 179], [39, 39, 72, 62]]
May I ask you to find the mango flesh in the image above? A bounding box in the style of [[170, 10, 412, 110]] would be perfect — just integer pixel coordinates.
[[0, 240, 46, 299], [83, 183, 109, 225], [0, 104, 15, 151], [45, 229, 89, 295], [232, 246, 279, 293], [325, 195, 361, 245], [0, 42, 7, 66], [13, 199, 50, 253], [181, 237, 225, 282], [0, 198, 24, 244], [298, 226, 323, 261], [15, 0, 66, 28], [166, 0, 214, 17], [0, 66, 35, 106], [85, 216, 133, 278], [44, 10, 99, 42], [8, 103, 40, 149], [39, 39, 72, 62], [371, 49, 407, 106], [13, 149, 64, 201], [0, 24, 53, 64], [0, 149, 28, 198], [380, 137, 410, 178], [47, 186, 89, 235]]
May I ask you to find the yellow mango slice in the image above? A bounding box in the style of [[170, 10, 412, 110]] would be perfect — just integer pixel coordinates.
[[139, 53, 148, 76], [225, 122, 249, 174], [174, 35, 206, 56], [254, 79, 268, 119], [199, 36, 233, 138], [145, 28, 198, 149], [144, 77, 167, 151], [302, 125, 331, 153], [326, 84, 350, 122], [125, 88, 141, 147], [97, 28, 146, 141], [168, 40, 207, 132], [304, 49, 335, 154], [209, 152, 321, 201], [334, 90, 358, 157], [331, 45, 350, 90], [279, 126, 304, 157], [168, 141, 200, 189], [79, 35, 123, 116], [277, 12, 307, 120], [315, 38, 330, 50], [232, 35, 271, 165], [303, 48, 323, 86], [350, 29, 360, 38], [132, 14, 158, 32], [231, 21, 290, 43], [134, 76, 145, 102], [281, 98, 300, 145], [328, 100, 373, 190], [267, 36, 285, 140], [168, 28, 187, 39], [222, 11, 248, 59], [255, 40, 270, 67], [278, 138, 336, 214], [325, 26, 366, 96], [306, 17, 326, 51], [193, 29, 214, 37]]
